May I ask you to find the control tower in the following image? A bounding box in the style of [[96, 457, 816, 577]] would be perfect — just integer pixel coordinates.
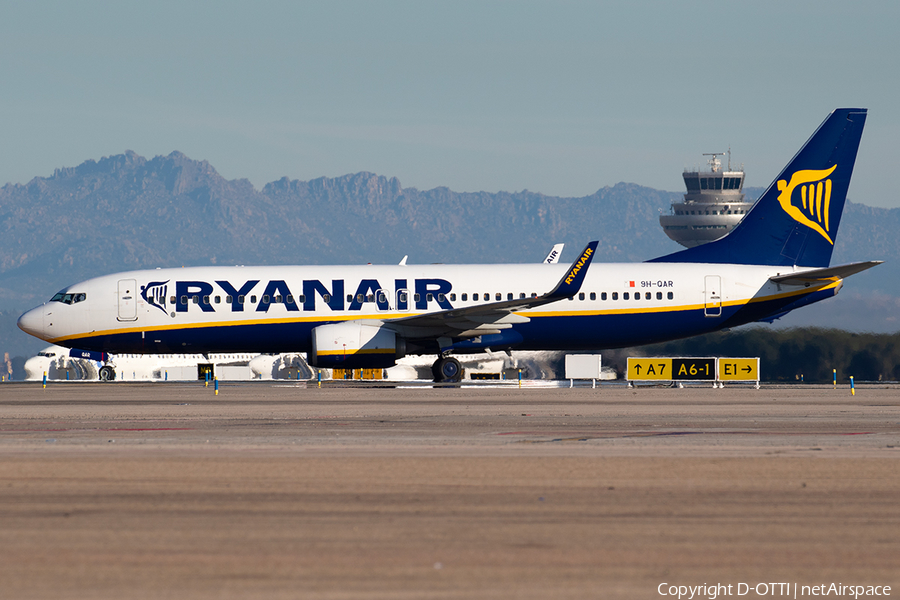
[[659, 151, 755, 248]]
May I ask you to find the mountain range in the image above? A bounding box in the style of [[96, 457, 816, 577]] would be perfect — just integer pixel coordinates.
[[1, 150, 897, 358]]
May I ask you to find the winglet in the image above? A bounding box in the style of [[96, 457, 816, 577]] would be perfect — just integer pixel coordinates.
[[544, 241, 598, 300], [543, 243, 565, 264]]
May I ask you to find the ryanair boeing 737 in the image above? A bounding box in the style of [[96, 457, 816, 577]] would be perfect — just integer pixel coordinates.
[[18, 108, 879, 381]]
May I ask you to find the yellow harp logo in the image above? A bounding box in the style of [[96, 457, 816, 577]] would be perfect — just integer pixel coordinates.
[[776, 165, 837, 245]]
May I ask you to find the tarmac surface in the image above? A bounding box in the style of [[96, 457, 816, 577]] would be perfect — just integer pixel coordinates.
[[0, 381, 898, 599]]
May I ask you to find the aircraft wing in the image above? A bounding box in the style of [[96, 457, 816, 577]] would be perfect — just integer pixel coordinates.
[[769, 261, 882, 286], [385, 241, 598, 339]]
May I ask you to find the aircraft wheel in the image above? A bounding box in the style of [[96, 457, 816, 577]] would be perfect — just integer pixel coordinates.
[[98, 365, 116, 381], [433, 356, 462, 383], [431, 358, 441, 381]]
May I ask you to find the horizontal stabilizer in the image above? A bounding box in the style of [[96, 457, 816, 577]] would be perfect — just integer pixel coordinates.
[[769, 261, 882, 286]]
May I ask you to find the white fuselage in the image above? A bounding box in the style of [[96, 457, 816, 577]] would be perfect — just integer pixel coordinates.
[[17, 261, 837, 357]]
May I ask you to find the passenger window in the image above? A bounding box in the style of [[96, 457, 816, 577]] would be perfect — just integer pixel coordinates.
[[399, 292, 407, 302], [656, 292, 662, 300], [298, 295, 305, 303], [347, 294, 353, 302], [427, 293, 433, 302], [634, 292, 639, 301], [462, 293, 468, 301], [275, 295, 282, 303], [203, 295, 210, 304], [192, 295, 199, 304], [612, 292, 618, 300], [366, 294, 374, 302], [473, 293, 479, 301], [322, 294, 331, 302], [645, 292, 651, 300], [590, 292, 596, 300], [438, 293, 445, 302], [519, 293, 526, 299], [667, 292, 674, 300], [357, 294, 364, 303], [377, 292, 386, 303], [286, 295, 293, 304], [531, 293, 537, 298], [170, 296, 176, 304], [507, 293, 513, 301], [414, 293, 421, 302], [263, 295, 270, 304], [623, 292, 629, 300], [215, 296, 221, 304], [601, 292, 607, 300], [251, 296, 257, 303], [449, 293, 456, 301], [237, 295, 244, 304], [181, 295, 188, 305], [578, 292, 585, 300], [495, 293, 501, 301]]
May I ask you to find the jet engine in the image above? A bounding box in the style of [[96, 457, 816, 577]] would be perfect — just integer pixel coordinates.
[[309, 322, 406, 369]]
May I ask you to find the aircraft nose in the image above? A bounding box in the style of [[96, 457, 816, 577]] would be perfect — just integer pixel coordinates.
[[17, 307, 46, 339]]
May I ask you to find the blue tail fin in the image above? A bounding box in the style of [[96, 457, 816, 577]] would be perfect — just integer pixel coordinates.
[[649, 108, 867, 267]]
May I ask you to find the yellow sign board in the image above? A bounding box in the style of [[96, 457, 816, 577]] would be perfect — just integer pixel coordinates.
[[628, 357, 756, 382], [627, 358, 673, 381], [717, 358, 760, 381]]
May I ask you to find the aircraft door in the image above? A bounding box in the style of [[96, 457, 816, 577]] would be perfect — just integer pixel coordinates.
[[704, 275, 722, 317], [117, 279, 138, 322]]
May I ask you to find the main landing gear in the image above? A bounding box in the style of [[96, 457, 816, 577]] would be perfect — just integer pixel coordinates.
[[98, 365, 116, 381], [432, 355, 462, 383]]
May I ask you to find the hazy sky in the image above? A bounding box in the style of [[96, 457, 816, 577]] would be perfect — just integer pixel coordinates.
[[2, 1, 898, 206]]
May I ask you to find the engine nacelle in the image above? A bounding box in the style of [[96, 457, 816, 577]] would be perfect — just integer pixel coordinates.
[[309, 322, 405, 369]]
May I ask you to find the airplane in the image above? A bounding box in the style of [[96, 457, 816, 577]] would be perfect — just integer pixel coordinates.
[[18, 108, 879, 382]]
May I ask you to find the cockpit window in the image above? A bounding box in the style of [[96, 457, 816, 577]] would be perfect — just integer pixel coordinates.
[[50, 292, 87, 305]]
